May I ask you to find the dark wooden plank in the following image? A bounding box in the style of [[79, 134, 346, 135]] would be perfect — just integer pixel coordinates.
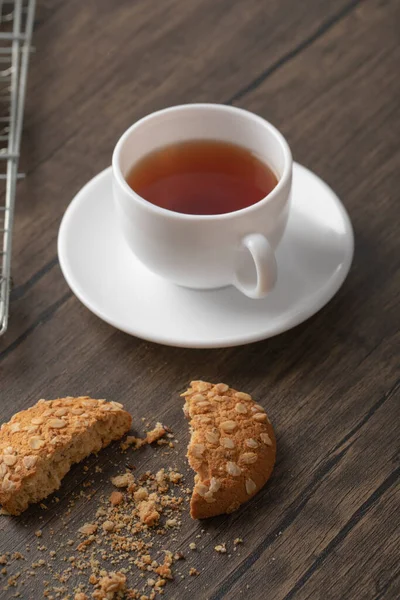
[[202, 1, 400, 597], [209, 380, 400, 600], [1, 268, 69, 362], [289, 476, 400, 600], [13, 0, 355, 288], [200, 2, 400, 596], [2, 0, 360, 353], [0, 298, 398, 598], [5, 0, 399, 357], [0, 292, 399, 594]]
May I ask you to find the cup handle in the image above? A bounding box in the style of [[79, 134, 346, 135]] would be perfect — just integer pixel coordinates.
[[233, 233, 277, 299]]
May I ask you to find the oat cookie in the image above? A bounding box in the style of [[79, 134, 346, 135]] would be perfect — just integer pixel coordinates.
[[182, 381, 276, 518], [0, 397, 132, 515]]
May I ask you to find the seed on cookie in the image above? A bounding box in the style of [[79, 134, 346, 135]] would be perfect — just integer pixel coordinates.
[[245, 438, 259, 449], [191, 444, 205, 459], [197, 401, 212, 410], [2, 476, 17, 492], [220, 420, 237, 433], [194, 483, 209, 497], [226, 462, 242, 476], [54, 408, 68, 417], [3, 455, 17, 467], [204, 491, 216, 503], [191, 381, 211, 392], [220, 437, 235, 449], [239, 452, 258, 465], [23, 456, 38, 470], [260, 433, 273, 446], [211, 395, 224, 402], [26, 425, 39, 434], [235, 403, 248, 414], [209, 477, 221, 493], [29, 436, 45, 450], [205, 430, 220, 445], [110, 401, 124, 409], [48, 419, 67, 429], [245, 479, 257, 495], [252, 413, 267, 423], [82, 399, 98, 407], [214, 383, 229, 393], [192, 394, 205, 402], [198, 416, 213, 424], [235, 392, 252, 401]]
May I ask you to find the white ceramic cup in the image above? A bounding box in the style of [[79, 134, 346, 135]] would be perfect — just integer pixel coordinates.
[[112, 104, 292, 299]]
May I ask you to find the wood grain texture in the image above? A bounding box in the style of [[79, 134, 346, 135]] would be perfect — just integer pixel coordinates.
[[0, 0, 399, 598], [11, 0, 356, 287]]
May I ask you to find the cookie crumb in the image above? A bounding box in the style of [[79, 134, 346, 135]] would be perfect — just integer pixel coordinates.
[[109, 491, 123, 506], [121, 423, 167, 450], [138, 500, 160, 526], [102, 520, 115, 533], [92, 571, 126, 599], [78, 523, 98, 536], [111, 472, 135, 488]]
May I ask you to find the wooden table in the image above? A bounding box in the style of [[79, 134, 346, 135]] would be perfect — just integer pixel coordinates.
[[1, 1, 399, 598]]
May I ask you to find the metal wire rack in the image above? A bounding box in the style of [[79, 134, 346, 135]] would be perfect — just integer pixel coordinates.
[[0, 0, 35, 336]]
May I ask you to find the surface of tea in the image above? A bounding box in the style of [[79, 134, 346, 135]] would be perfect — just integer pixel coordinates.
[[126, 140, 278, 215]]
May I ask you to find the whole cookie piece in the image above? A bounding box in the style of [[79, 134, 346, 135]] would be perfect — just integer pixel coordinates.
[[182, 381, 276, 519], [0, 397, 132, 515]]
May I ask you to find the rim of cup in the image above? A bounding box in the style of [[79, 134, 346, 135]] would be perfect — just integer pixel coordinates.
[[112, 103, 293, 221]]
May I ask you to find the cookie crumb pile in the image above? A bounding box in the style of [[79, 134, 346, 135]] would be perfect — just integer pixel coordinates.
[[1, 440, 188, 598], [0, 381, 274, 597], [1, 420, 245, 599]]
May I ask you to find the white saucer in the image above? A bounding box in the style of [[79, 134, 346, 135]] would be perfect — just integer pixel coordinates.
[[58, 164, 353, 348]]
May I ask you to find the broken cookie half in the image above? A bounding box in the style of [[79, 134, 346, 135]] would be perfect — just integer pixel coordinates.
[[0, 397, 132, 515], [182, 381, 276, 519]]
